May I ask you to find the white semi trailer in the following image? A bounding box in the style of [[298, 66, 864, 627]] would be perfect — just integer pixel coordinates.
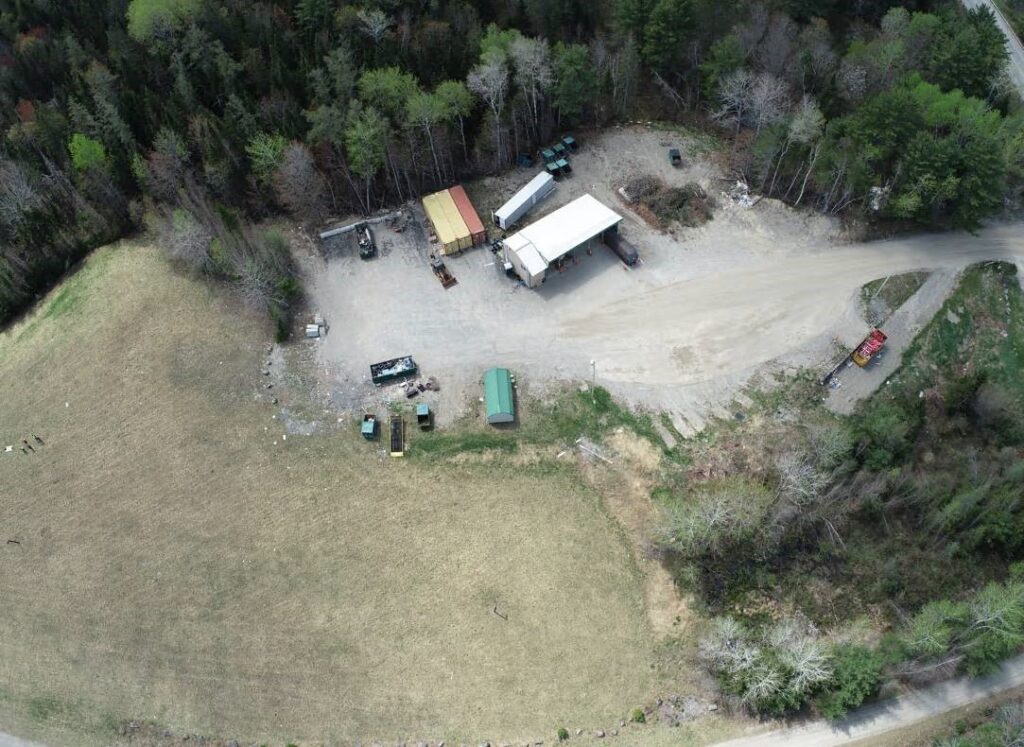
[[493, 171, 555, 230]]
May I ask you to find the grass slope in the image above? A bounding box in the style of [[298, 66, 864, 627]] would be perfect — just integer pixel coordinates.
[[0, 243, 659, 746]]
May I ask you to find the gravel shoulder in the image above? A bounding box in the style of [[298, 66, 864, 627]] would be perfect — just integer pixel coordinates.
[[826, 269, 960, 415]]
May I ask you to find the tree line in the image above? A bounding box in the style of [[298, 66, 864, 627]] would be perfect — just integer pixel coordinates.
[[1, 0, 1018, 329]]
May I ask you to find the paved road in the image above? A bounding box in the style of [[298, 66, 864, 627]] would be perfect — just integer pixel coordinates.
[[715, 653, 1024, 747], [962, 0, 1024, 94]]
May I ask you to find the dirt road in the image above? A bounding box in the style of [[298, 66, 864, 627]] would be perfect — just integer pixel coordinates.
[[714, 653, 1024, 747], [961, 0, 1024, 94], [0, 732, 43, 747]]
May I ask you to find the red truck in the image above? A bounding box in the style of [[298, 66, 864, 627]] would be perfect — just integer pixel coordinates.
[[852, 329, 888, 367]]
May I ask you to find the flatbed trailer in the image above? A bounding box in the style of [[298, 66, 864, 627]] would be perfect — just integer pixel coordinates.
[[370, 356, 418, 385], [389, 415, 405, 456]]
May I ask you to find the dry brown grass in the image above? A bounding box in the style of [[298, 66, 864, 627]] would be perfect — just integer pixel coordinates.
[[0, 244, 672, 746]]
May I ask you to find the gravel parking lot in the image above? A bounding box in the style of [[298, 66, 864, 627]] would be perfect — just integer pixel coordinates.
[[306, 126, 1023, 433]]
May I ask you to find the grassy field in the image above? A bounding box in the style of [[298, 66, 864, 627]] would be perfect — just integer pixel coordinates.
[[0, 244, 688, 746]]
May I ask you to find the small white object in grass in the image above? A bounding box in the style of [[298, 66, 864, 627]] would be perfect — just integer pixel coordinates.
[[274, 441, 278, 445], [65, 402, 69, 408], [282, 434, 287, 440], [4, 446, 12, 453]]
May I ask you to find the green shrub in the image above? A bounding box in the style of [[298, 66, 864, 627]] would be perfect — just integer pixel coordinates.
[[68, 133, 108, 173], [246, 132, 288, 183], [127, 0, 202, 41], [815, 644, 884, 720], [859, 401, 915, 469], [557, 727, 569, 741], [630, 707, 646, 723]]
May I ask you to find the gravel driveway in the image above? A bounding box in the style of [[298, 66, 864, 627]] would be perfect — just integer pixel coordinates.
[[307, 127, 1024, 434]]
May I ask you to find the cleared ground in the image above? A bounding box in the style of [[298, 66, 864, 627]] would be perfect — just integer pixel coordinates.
[[309, 126, 1024, 436], [0, 245, 675, 746]]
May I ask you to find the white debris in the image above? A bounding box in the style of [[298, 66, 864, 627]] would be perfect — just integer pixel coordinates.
[[723, 180, 755, 208]]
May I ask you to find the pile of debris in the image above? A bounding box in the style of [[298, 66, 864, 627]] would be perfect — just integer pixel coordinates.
[[620, 175, 714, 229], [401, 376, 439, 399]]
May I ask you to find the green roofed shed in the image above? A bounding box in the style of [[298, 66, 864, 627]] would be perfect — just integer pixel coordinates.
[[483, 367, 515, 424]]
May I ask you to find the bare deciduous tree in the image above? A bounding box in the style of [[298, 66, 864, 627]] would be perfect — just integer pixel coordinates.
[[749, 72, 790, 135], [0, 159, 38, 237], [273, 142, 328, 225], [777, 451, 828, 506], [235, 255, 280, 312], [157, 208, 213, 271], [754, 12, 798, 77], [467, 58, 510, 170], [357, 9, 393, 46], [797, 19, 838, 87], [713, 70, 789, 136], [712, 69, 754, 134], [808, 423, 854, 471], [509, 36, 553, 137]]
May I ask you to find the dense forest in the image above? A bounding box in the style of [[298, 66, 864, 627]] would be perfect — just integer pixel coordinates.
[[0, 0, 1021, 332]]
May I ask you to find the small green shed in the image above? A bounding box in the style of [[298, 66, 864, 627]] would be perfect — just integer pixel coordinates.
[[483, 367, 515, 424]]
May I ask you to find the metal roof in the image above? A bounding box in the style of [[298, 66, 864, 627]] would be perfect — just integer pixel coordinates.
[[494, 171, 555, 225], [483, 367, 514, 424], [509, 194, 622, 264], [504, 233, 548, 278]]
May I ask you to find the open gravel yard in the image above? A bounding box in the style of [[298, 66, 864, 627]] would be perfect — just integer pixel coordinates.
[[309, 126, 1024, 433]]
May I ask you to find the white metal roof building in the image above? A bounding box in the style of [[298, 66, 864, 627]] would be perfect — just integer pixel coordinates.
[[502, 194, 623, 287]]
